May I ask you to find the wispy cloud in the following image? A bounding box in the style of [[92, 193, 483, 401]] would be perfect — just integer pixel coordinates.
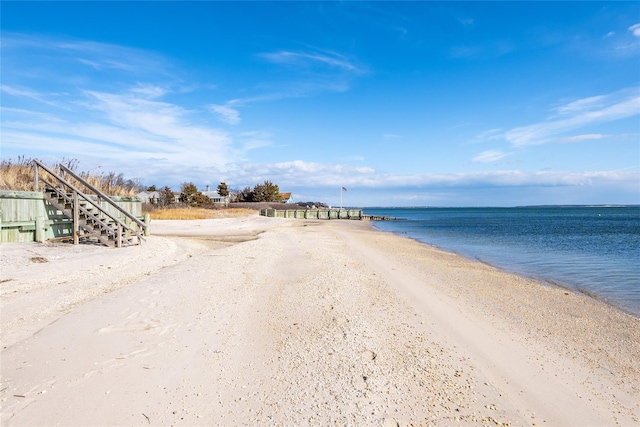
[[393, 26, 408, 38], [554, 95, 607, 115], [0, 106, 65, 122], [1, 84, 62, 107], [259, 49, 364, 73], [449, 42, 515, 59], [209, 103, 241, 125], [87, 91, 233, 160], [131, 83, 167, 99], [473, 128, 503, 142], [3, 33, 172, 78], [2, 87, 235, 172], [247, 47, 367, 102], [472, 150, 509, 163], [558, 133, 608, 143], [238, 131, 273, 151], [197, 48, 366, 116], [505, 89, 640, 146], [1, 32, 244, 179], [599, 22, 640, 57]]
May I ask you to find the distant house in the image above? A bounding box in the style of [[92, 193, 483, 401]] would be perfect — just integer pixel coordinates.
[[280, 192, 294, 204], [202, 186, 227, 204], [137, 190, 161, 204]]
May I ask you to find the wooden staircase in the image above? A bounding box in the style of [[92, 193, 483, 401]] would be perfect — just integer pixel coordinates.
[[33, 160, 147, 248]]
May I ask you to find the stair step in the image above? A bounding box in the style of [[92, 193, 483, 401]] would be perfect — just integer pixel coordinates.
[[41, 181, 142, 248]]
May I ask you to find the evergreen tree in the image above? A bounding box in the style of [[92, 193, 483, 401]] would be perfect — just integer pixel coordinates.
[[159, 186, 175, 207], [217, 182, 229, 197], [180, 182, 211, 207], [252, 180, 281, 202], [236, 186, 253, 202]]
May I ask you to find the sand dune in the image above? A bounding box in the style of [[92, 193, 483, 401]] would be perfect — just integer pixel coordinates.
[[1, 215, 638, 426]]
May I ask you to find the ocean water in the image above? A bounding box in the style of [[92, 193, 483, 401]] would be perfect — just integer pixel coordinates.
[[364, 206, 640, 316]]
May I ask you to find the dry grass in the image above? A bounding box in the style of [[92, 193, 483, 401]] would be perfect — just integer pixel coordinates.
[[0, 157, 34, 192], [79, 171, 140, 197], [147, 207, 257, 220], [0, 156, 140, 196]]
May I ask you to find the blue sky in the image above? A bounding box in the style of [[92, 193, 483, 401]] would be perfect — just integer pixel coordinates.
[[2, 1, 639, 207]]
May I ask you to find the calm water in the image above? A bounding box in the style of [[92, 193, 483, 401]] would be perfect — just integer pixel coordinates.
[[364, 206, 640, 316]]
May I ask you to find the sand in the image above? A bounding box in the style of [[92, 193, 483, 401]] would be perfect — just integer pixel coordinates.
[[1, 214, 638, 426]]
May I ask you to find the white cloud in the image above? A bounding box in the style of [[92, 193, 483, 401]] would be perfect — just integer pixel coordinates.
[[259, 49, 363, 73], [1, 33, 274, 184], [55, 39, 169, 75], [505, 89, 640, 146], [251, 47, 366, 101], [472, 150, 508, 163], [559, 134, 608, 143], [210, 104, 241, 125], [0, 84, 62, 107], [238, 131, 272, 151], [207, 78, 353, 115], [225, 159, 639, 195], [131, 84, 167, 99], [2, 87, 235, 174], [4, 33, 171, 78], [474, 128, 503, 142], [0, 106, 65, 122], [629, 23, 640, 37], [554, 95, 607, 115]]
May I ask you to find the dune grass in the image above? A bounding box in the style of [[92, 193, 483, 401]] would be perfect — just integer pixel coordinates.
[[147, 207, 257, 220], [0, 156, 140, 196], [0, 157, 36, 192]]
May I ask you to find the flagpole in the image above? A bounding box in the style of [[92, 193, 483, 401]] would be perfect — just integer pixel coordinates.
[[340, 186, 347, 209]]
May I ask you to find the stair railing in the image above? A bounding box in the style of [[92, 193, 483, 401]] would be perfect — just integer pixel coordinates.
[[32, 160, 146, 245], [38, 175, 125, 239], [58, 164, 147, 233]]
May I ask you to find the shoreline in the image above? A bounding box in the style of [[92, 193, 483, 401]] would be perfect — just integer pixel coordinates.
[[1, 215, 639, 425], [369, 220, 640, 319]]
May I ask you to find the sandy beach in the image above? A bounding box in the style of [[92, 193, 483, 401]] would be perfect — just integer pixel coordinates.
[[1, 214, 638, 426]]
